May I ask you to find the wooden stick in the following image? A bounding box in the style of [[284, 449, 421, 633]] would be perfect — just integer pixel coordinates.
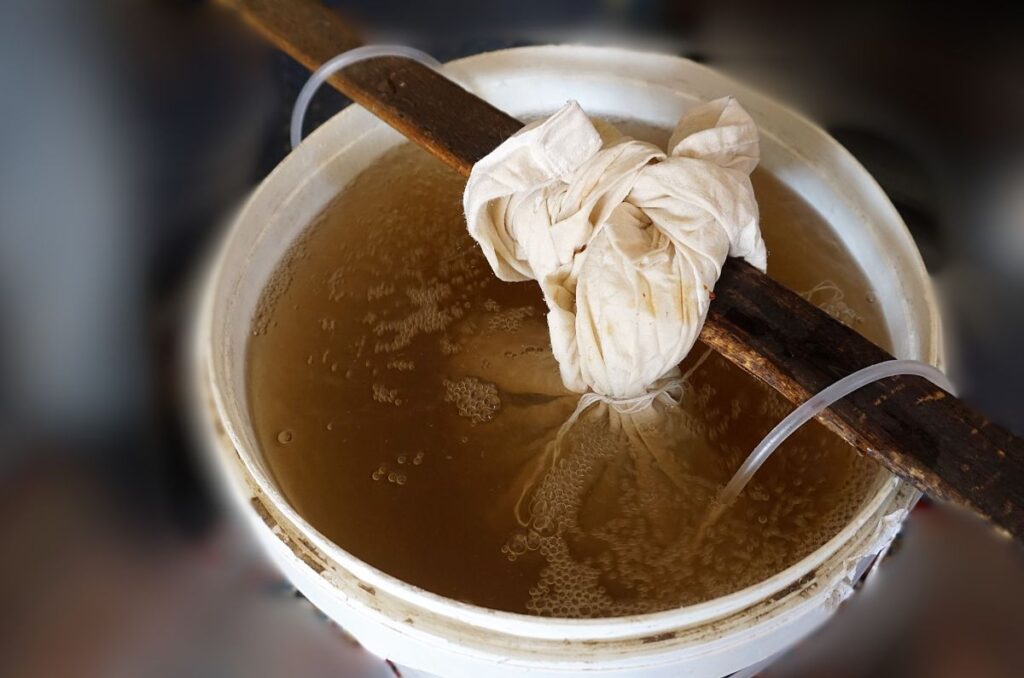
[[705, 261, 1023, 539], [221, 0, 1024, 542]]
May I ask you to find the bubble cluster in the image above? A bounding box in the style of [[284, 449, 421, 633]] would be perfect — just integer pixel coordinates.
[[372, 383, 402, 406], [386, 358, 415, 371], [442, 377, 501, 424], [367, 282, 395, 301], [439, 336, 462, 355], [486, 305, 536, 333], [369, 282, 467, 354], [326, 270, 347, 301], [252, 239, 307, 335]]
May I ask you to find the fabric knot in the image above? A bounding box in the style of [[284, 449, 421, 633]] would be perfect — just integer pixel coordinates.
[[576, 377, 684, 416]]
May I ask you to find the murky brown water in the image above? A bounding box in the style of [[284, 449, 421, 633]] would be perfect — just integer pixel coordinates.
[[247, 139, 890, 616]]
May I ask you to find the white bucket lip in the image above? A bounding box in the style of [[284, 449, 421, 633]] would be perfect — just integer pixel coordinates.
[[198, 44, 941, 643]]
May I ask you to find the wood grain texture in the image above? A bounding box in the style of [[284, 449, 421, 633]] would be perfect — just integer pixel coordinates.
[[325, 57, 524, 174], [223, 0, 1024, 542], [704, 260, 1024, 540]]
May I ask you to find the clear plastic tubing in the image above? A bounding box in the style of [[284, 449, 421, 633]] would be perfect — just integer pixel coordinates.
[[716, 359, 956, 510], [290, 45, 442, 150]]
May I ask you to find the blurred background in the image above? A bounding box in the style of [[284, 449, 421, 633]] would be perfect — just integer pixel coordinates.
[[1, 0, 1022, 676]]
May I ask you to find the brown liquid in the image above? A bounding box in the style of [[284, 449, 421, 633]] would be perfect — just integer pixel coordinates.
[[247, 140, 890, 616]]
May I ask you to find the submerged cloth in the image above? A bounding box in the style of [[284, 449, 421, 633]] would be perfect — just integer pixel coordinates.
[[442, 306, 723, 616], [464, 97, 767, 399]]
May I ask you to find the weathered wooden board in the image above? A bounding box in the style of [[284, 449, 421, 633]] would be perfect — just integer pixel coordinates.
[[704, 260, 1023, 539]]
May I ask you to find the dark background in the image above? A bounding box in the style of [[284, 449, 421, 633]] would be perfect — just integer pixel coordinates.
[[0, 1, 1022, 676]]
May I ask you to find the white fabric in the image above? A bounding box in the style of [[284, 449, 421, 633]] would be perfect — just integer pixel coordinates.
[[464, 97, 767, 399]]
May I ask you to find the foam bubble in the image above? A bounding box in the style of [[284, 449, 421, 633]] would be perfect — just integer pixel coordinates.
[[486, 305, 536, 333]]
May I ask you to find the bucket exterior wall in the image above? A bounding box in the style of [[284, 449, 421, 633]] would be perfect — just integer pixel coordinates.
[[192, 46, 942, 677]]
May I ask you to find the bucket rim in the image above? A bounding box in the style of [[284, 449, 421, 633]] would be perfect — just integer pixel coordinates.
[[195, 43, 940, 643]]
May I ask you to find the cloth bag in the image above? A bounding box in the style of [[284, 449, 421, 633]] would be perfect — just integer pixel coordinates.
[[452, 98, 768, 614], [464, 97, 767, 399]]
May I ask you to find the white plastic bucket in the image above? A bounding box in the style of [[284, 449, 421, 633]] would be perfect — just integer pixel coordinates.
[[192, 45, 942, 677]]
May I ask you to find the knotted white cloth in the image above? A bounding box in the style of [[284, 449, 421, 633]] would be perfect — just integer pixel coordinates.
[[464, 97, 767, 399]]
